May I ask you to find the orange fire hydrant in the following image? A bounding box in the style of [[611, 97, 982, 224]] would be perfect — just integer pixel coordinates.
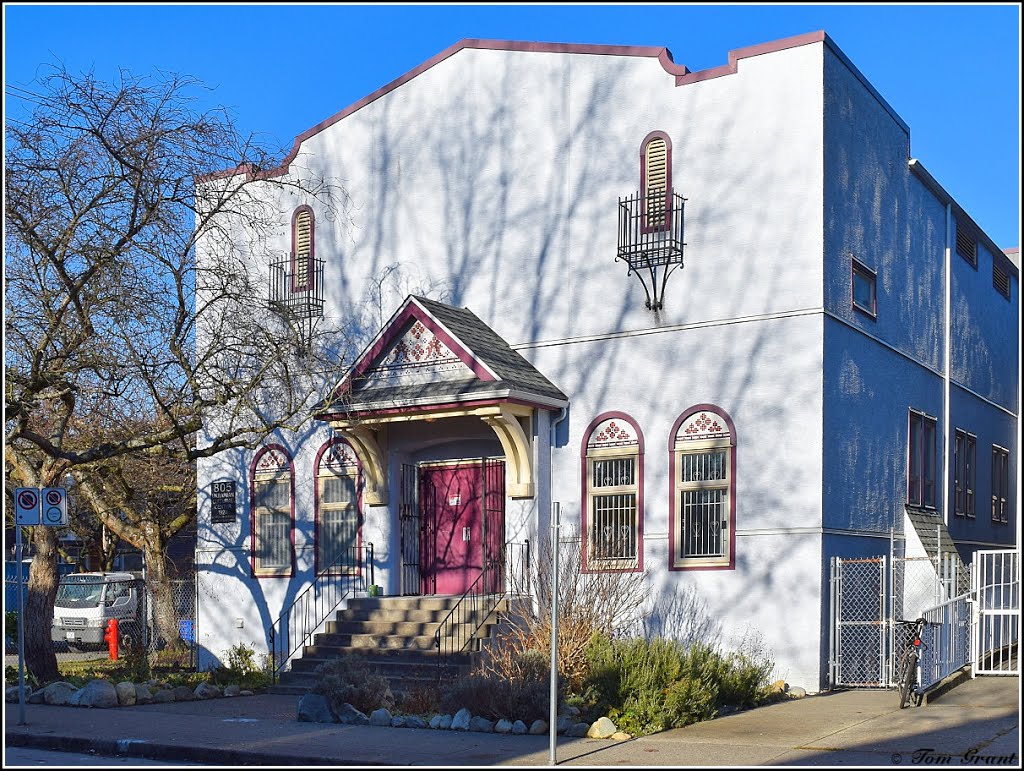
[[103, 618, 119, 661]]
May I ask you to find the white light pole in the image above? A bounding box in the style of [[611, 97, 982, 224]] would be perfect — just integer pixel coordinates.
[[549, 501, 560, 765]]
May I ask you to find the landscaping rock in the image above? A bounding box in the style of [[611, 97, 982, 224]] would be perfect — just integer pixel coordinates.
[[298, 693, 336, 724], [370, 708, 392, 727], [76, 679, 119, 708], [115, 681, 137, 706], [223, 684, 241, 697], [568, 722, 590, 737], [494, 719, 513, 734], [239, 690, 254, 696], [405, 716, 427, 729], [335, 703, 369, 725], [194, 682, 221, 700], [28, 690, 44, 704], [788, 686, 807, 699], [134, 684, 153, 705], [512, 720, 527, 735], [152, 689, 176, 703], [556, 715, 572, 735], [565, 705, 581, 717], [5, 686, 26, 703], [451, 708, 472, 731], [769, 679, 788, 695], [611, 731, 631, 741], [469, 716, 494, 733], [391, 716, 406, 728], [529, 719, 548, 735], [587, 717, 617, 739], [172, 686, 195, 702], [429, 714, 445, 729], [437, 713, 453, 730], [41, 682, 78, 706]]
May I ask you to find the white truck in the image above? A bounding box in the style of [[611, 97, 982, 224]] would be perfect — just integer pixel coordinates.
[[51, 572, 145, 652]]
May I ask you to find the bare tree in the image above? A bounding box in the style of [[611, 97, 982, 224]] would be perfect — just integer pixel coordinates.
[[5, 64, 349, 680]]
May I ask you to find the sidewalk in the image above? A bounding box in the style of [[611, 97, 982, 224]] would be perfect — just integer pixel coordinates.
[[5, 677, 1019, 766]]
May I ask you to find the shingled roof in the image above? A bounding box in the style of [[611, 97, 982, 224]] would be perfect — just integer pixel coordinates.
[[316, 295, 567, 418]]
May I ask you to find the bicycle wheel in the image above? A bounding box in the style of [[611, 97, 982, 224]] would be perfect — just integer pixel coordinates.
[[898, 651, 917, 709]]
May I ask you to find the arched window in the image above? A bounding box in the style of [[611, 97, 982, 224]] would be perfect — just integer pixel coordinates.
[[669, 405, 736, 570], [291, 206, 314, 292], [581, 413, 644, 572], [315, 439, 363, 574], [640, 131, 672, 232], [250, 445, 294, 577]]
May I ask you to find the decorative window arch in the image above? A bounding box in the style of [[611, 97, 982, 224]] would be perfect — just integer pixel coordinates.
[[314, 438, 363, 574], [250, 445, 295, 578], [581, 412, 644, 572], [640, 131, 672, 232], [668, 405, 736, 570], [291, 206, 315, 292]]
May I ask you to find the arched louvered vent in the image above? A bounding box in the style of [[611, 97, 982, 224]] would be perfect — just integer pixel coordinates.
[[294, 209, 312, 289], [644, 137, 668, 228]]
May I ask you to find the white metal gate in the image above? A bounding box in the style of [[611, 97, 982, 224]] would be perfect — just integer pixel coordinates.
[[971, 549, 1020, 676]]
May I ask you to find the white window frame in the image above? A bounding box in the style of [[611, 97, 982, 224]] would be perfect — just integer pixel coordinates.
[[585, 446, 640, 571], [673, 436, 732, 569], [316, 465, 361, 575], [253, 471, 292, 577]]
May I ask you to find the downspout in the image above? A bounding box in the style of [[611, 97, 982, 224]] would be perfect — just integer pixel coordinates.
[[549, 406, 569, 530], [943, 203, 952, 528]]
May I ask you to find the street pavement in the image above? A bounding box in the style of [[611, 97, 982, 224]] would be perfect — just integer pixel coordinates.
[[4, 676, 1018, 767]]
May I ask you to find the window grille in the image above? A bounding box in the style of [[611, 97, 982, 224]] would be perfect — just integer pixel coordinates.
[[681, 488, 725, 558], [318, 472, 360, 573], [955, 222, 977, 267], [591, 493, 637, 562], [254, 476, 291, 573], [583, 415, 642, 571], [993, 262, 1011, 299]]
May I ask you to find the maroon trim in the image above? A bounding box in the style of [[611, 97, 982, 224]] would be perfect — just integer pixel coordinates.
[[312, 438, 363, 576], [639, 131, 673, 235], [667, 405, 737, 572], [316, 396, 558, 423], [330, 298, 496, 401], [249, 444, 295, 579], [675, 30, 827, 86], [580, 411, 645, 574], [290, 205, 315, 293]]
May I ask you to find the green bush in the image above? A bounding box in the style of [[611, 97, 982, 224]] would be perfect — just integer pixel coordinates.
[[208, 642, 272, 691], [580, 632, 774, 735], [312, 655, 394, 715]]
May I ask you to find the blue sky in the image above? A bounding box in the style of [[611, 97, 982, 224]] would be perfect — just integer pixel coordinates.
[[4, 3, 1021, 249]]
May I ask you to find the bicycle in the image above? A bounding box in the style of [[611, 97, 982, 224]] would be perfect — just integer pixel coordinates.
[[895, 617, 928, 709]]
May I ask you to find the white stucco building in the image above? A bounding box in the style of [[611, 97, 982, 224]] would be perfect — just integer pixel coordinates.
[[194, 31, 1018, 691]]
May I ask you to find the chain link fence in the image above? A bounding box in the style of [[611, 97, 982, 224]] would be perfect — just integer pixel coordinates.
[[139, 577, 197, 667]]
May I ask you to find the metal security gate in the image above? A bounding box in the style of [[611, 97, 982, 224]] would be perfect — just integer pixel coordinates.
[[399, 463, 420, 596], [971, 549, 1019, 676], [830, 553, 971, 688], [830, 557, 888, 687]]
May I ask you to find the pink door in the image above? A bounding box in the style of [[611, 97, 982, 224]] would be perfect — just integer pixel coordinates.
[[420, 464, 483, 595]]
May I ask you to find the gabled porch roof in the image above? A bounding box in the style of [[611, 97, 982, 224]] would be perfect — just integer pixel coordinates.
[[314, 295, 568, 503]]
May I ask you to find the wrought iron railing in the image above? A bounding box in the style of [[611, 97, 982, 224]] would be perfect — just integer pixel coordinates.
[[268, 255, 325, 319], [616, 191, 686, 310], [434, 541, 530, 680], [268, 542, 373, 682]]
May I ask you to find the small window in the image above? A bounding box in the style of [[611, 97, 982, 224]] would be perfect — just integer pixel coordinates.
[[852, 259, 877, 318], [908, 410, 937, 509], [670, 406, 736, 570], [953, 429, 976, 518], [993, 261, 1011, 300], [582, 414, 643, 572], [251, 447, 294, 577], [991, 446, 1009, 524], [291, 207, 314, 292], [640, 132, 672, 232], [955, 222, 977, 267]]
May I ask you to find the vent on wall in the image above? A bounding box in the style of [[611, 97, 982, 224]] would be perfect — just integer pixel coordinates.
[[993, 261, 1011, 299], [955, 222, 977, 267]]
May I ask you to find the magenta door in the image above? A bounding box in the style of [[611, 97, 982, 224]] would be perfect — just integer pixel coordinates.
[[420, 464, 483, 595]]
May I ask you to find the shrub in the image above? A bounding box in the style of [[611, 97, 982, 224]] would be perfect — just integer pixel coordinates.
[[312, 655, 394, 715], [580, 633, 774, 735], [394, 681, 441, 716], [440, 667, 550, 723], [208, 642, 271, 691]]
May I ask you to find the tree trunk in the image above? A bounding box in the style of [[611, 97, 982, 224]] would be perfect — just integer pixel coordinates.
[[143, 542, 185, 651], [24, 526, 60, 683]]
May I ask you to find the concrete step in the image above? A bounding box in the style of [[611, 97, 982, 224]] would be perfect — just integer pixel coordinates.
[[325, 619, 497, 638], [333, 607, 500, 624]]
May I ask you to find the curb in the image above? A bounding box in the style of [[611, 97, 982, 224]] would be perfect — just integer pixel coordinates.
[[4, 731, 387, 766]]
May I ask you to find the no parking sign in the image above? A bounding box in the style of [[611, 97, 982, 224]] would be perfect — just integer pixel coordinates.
[[14, 488, 39, 525], [14, 486, 67, 526]]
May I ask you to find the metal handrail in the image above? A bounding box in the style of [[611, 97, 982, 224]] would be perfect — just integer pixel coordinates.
[[433, 541, 530, 680], [268, 542, 373, 682], [919, 591, 972, 690]]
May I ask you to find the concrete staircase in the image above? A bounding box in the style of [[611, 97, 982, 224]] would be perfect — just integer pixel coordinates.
[[269, 595, 507, 698]]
